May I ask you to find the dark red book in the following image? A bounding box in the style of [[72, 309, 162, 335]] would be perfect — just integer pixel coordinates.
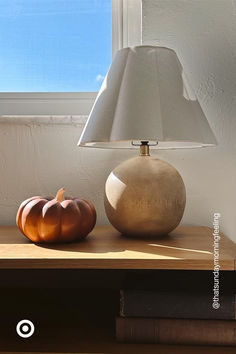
[[116, 317, 236, 346]]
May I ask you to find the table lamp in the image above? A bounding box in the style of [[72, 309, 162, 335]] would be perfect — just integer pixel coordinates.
[[78, 46, 217, 237]]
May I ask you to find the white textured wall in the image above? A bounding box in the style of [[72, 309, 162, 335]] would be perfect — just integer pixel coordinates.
[[0, 117, 138, 226], [0, 0, 235, 242], [142, 0, 236, 241]]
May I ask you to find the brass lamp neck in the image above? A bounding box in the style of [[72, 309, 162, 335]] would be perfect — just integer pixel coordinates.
[[140, 141, 150, 156]]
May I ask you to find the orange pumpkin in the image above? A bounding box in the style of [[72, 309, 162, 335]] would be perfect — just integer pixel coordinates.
[[16, 188, 96, 243]]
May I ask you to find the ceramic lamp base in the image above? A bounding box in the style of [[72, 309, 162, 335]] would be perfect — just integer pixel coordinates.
[[104, 156, 186, 237]]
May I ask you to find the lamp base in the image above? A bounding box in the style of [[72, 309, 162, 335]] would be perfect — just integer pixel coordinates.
[[104, 155, 186, 237]]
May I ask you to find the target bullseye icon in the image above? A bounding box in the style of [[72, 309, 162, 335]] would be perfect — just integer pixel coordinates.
[[16, 319, 35, 338]]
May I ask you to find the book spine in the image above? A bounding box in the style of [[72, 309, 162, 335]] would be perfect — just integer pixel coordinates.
[[120, 290, 236, 320], [116, 317, 236, 346]]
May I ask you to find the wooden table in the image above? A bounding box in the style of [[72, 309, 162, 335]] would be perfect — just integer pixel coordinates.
[[0, 224, 235, 270], [0, 224, 235, 353]]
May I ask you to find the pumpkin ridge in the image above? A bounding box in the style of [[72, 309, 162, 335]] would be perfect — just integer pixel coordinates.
[[16, 196, 40, 234], [75, 199, 96, 237], [73, 200, 82, 234], [36, 199, 52, 242], [22, 199, 48, 242], [40, 200, 62, 242], [55, 200, 63, 242], [60, 200, 81, 242], [81, 199, 97, 224]]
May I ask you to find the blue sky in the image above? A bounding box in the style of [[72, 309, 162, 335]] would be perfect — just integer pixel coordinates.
[[0, 0, 112, 92]]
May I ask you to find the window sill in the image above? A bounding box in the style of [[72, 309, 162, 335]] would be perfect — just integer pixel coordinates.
[[0, 92, 97, 116], [0, 115, 88, 125]]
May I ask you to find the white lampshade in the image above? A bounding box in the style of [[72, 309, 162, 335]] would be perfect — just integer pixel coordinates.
[[78, 45, 217, 149]]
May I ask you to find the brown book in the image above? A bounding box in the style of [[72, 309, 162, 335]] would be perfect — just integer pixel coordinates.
[[116, 317, 236, 346]]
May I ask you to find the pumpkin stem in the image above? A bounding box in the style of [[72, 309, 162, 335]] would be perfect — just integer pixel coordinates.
[[55, 188, 65, 202]]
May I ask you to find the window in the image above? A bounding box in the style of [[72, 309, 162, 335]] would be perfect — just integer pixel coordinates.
[[0, 0, 141, 116], [0, 0, 112, 92]]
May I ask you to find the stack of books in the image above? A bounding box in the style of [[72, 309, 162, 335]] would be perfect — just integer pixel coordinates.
[[116, 270, 236, 346]]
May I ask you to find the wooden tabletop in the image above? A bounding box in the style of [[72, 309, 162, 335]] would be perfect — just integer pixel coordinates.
[[0, 225, 235, 270]]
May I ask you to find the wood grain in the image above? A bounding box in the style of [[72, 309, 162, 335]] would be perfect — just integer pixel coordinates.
[[0, 225, 235, 270]]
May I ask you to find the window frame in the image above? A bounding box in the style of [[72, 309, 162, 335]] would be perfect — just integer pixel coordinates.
[[0, 0, 142, 117]]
